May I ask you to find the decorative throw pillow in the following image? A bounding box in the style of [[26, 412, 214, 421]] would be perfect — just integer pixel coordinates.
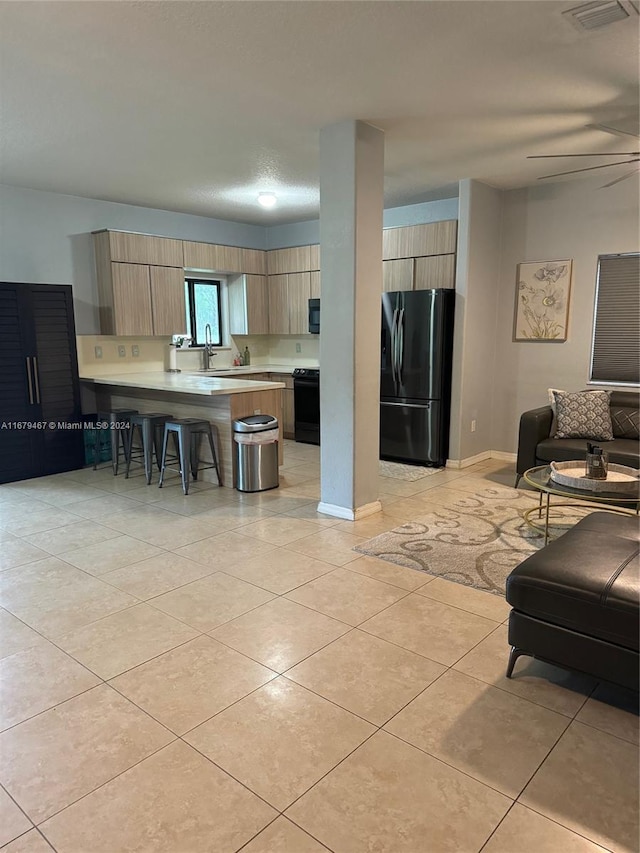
[[553, 390, 613, 440], [547, 387, 564, 436], [610, 407, 640, 440]]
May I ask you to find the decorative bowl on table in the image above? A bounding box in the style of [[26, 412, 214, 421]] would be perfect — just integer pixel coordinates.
[[549, 460, 640, 493]]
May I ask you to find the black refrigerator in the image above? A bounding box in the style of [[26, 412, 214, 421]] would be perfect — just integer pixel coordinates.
[[380, 288, 455, 467]]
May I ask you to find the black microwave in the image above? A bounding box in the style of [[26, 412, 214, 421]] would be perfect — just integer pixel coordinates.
[[308, 298, 320, 334]]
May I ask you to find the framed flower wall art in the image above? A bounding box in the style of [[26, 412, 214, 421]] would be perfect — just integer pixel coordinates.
[[513, 259, 573, 342]]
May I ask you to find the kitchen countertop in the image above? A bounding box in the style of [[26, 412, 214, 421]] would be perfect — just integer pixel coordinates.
[[80, 372, 285, 397], [182, 363, 317, 377]]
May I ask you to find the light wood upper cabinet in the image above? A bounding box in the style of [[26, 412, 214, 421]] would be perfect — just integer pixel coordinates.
[[150, 266, 187, 335], [309, 244, 320, 271], [267, 246, 312, 275], [106, 231, 183, 267], [267, 274, 290, 334], [310, 271, 321, 298], [288, 273, 311, 335], [414, 254, 456, 290], [240, 248, 266, 276], [228, 275, 269, 336], [383, 259, 414, 292], [183, 241, 257, 274], [182, 241, 225, 272], [383, 220, 457, 260], [111, 263, 153, 336]]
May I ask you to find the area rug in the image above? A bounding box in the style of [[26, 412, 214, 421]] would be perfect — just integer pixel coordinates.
[[355, 485, 592, 596], [379, 460, 443, 481]]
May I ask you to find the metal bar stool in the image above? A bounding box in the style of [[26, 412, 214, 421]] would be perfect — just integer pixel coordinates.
[[97, 408, 138, 475], [158, 418, 222, 495], [125, 413, 175, 485]]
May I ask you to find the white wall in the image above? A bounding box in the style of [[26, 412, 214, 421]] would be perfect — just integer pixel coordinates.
[[0, 184, 266, 334], [492, 174, 640, 454], [449, 179, 503, 462]]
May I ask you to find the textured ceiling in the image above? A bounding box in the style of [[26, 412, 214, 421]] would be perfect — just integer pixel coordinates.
[[0, 1, 638, 224]]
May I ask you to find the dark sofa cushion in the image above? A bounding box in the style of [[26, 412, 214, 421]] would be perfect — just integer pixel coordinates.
[[506, 513, 640, 651], [537, 437, 640, 468], [611, 407, 640, 440]]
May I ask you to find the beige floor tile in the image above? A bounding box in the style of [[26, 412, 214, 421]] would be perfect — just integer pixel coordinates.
[[185, 677, 373, 810], [279, 482, 321, 500], [285, 568, 407, 626], [0, 787, 32, 847], [62, 493, 142, 520], [345, 554, 430, 590], [110, 635, 276, 734], [1, 507, 83, 538], [386, 669, 568, 797], [238, 516, 323, 545], [575, 683, 639, 745], [281, 503, 342, 527], [0, 609, 50, 660], [0, 538, 49, 572], [9, 480, 108, 507], [241, 494, 316, 514], [222, 548, 334, 594], [361, 592, 498, 665], [453, 624, 597, 717], [1, 829, 55, 853], [58, 534, 165, 576], [0, 643, 100, 731], [101, 551, 216, 599], [240, 816, 329, 852], [22, 520, 120, 556], [0, 684, 174, 823], [0, 496, 52, 522], [198, 502, 277, 527], [285, 528, 367, 567], [141, 490, 234, 518], [417, 576, 512, 621], [55, 603, 199, 679], [0, 557, 136, 639], [520, 721, 639, 853], [40, 740, 276, 853], [333, 513, 406, 538], [174, 530, 278, 569], [287, 629, 445, 725], [483, 803, 609, 853], [150, 571, 274, 632], [286, 730, 510, 853], [211, 597, 350, 672]]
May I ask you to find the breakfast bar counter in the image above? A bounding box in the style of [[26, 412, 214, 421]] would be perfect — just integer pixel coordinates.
[[80, 372, 285, 488]]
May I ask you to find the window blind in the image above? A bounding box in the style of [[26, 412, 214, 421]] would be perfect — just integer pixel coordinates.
[[590, 253, 640, 385]]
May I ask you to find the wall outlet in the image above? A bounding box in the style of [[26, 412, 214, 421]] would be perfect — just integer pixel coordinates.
[[94, 346, 103, 359], [471, 419, 477, 433], [118, 345, 126, 358], [132, 345, 140, 357], [295, 343, 301, 353]]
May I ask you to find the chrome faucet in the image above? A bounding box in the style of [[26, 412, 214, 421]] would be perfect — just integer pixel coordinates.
[[203, 323, 217, 370]]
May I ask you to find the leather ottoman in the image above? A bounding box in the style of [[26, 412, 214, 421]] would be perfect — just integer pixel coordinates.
[[505, 512, 640, 691]]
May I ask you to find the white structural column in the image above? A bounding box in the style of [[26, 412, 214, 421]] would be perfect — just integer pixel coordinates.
[[317, 120, 384, 520]]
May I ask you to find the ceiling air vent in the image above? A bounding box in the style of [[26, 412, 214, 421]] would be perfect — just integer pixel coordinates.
[[562, 0, 636, 30]]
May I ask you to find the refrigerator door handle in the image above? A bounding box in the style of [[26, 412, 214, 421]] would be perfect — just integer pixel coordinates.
[[390, 308, 399, 385], [397, 308, 405, 386], [381, 401, 431, 409], [25, 357, 34, 405]]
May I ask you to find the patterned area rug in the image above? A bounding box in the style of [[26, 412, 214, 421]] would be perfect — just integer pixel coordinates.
[[379, 460, 443, 481], [355, 485, 592, 596]]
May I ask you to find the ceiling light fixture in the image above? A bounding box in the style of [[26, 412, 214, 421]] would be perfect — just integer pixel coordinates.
[[257, 192, 277, 209]]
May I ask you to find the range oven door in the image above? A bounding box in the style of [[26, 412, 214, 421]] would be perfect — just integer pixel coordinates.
[[294, 376, 320, 445]]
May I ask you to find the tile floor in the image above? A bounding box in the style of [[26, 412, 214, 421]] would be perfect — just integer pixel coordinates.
[[0, 441, 638, 853]]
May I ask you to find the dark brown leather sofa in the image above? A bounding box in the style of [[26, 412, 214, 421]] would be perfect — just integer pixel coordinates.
[[505, 512, 639, 691], [515, 390, 639, 488]]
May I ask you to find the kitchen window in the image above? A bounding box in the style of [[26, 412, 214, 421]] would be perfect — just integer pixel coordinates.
[[185, 279, 222, 346], [590, 253, 639, 386]]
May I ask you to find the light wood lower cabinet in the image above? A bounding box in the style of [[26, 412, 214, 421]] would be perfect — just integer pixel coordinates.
[[150, 266, 187, 335], [383, 259, 414, 292], [228, 275, 269, 335], [270, 374, 295, 438], [414, 254, 456, 290]]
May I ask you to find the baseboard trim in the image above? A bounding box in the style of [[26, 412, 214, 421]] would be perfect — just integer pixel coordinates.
[[446, 450, 516, 468], [317, 500, 382, 521]]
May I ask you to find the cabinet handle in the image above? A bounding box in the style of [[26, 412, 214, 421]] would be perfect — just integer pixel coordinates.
[[25, 358, 34, 405], [32, 357, 41, 405]]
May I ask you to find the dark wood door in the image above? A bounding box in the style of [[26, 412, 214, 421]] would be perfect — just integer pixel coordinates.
[[0, 283, 83, 484]]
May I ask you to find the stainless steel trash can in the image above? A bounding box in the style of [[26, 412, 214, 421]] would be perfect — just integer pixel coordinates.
[[233, 415, 279, 492]]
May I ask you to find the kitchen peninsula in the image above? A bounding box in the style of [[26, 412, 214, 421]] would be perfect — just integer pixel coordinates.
[[80, 372, 285, 488]]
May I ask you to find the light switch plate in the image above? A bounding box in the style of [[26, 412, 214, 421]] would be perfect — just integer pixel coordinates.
[[118, 345, 126, 358], [132, 345, 140, 357], [94, 346, 103, 359]]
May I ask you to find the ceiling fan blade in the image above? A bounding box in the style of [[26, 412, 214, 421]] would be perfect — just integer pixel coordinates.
[[586, 123, 640, 141], [601, 167, 640, 188], [528, 153, 639, 158], [538, 159, 640, 179]]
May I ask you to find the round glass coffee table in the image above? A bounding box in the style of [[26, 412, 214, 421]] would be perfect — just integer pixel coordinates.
[[523, 464, 639, 544]]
